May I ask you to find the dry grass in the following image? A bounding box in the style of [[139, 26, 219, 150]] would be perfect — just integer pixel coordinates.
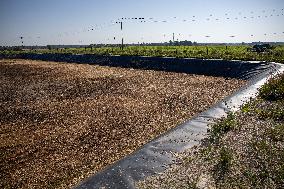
[[0, 59, 246, 188]]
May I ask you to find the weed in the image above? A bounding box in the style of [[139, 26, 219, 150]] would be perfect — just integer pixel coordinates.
[[213, 147, 233, 182], [266, 124, 284, 142], [240, 103, 251, 113], [209, 112, 236, 142], [200, 145, 213, 161], [259, 74, 284, 101], [257, 107, 284, 121]]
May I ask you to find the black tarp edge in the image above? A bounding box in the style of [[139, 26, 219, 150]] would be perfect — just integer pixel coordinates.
[[72, 61, 283, 188], [0, 53, 272, 80]]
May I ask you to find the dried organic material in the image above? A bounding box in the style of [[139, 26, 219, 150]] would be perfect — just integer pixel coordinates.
[[0, 59, 246, 188]]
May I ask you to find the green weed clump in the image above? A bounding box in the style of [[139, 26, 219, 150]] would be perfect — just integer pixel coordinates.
[[266, 124, 284, 142], [214, 147, 233, 182], [209, 113, 236, 142], [259, 73, 284, 101], [256, 107, 284, 121]]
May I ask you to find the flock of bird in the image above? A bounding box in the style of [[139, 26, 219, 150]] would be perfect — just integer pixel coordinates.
[[18, 8, 284, 45]]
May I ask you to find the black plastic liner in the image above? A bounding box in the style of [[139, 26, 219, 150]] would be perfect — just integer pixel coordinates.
[[1, 53, 283, 189], [72, 62, 283, 189], [0, 53, 273, 80]]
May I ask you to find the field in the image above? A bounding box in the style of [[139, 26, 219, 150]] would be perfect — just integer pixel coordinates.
[[0, 59, 246, 188], [2, 45, 284, 63]]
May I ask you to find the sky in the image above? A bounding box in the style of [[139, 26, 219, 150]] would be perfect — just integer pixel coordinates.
[[0, 0, 284, 46]]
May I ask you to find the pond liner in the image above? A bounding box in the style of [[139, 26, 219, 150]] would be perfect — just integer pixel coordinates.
[[73, 62, 284, 189], [1, 53, 283, 188], [0, 53, 273, 80]]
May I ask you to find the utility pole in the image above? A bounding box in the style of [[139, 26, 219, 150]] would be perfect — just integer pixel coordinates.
[[173, 33, 175, 42], [116, 21, 124, 50], [20, 36, 24, 48]]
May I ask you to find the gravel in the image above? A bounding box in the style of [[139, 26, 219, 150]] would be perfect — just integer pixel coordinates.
[[0, 59, 246, 188]]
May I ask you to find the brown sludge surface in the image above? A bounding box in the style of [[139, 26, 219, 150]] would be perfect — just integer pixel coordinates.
[[0, 59, 246, 188]]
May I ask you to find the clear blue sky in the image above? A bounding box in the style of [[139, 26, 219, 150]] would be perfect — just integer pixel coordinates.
[[0, 0, 283, 46]]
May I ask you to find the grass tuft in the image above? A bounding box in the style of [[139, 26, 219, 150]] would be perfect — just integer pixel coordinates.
[[259, 74, 284, 101], [213, 147, 233, 182], [209, 113, 236, 142]]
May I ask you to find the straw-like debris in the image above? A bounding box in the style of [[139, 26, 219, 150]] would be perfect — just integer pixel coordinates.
[[0, 59, 246, 188]]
